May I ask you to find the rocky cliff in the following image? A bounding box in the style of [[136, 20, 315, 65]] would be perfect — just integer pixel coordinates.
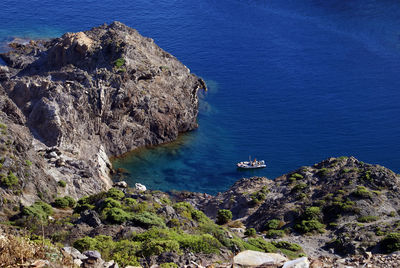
[[180, 156, 400, 257], [0, 22, 205, 211]]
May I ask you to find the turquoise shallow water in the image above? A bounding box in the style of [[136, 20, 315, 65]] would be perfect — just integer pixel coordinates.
[[1, 0, 400, 194]]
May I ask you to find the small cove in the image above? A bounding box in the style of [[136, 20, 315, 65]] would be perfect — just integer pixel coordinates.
[[1, 0, 399, 194]]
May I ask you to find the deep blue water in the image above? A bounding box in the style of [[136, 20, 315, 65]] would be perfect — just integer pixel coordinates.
[[1, 0, 400, 194]]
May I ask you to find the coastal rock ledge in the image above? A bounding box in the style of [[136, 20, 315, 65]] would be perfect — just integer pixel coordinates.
[[0, 22, 205, 207]]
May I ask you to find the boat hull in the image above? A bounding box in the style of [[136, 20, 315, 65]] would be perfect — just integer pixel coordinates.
[[237, 161, 266, 169]]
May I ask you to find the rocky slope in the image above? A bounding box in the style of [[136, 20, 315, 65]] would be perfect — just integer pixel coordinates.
[[0, 22, 205, 211], [183, 156, 400, 257], [2, 157, 400, 267]]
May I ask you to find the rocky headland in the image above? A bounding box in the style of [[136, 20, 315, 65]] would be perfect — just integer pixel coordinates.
[[0, 21, 205, 211], [1, 23, 400, 268]]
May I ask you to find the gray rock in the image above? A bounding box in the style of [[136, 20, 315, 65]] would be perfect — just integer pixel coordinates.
[[233, 250, 288, 267], [79, 210, 102, 227], [74, 259, 83, 267], [84, 250, 102, 259], [49, 151, 58, 158], [113, 181, 128, 188], [62, 246, 88, 260], [104, 260, 119, 268], [283, 257, 310, 268]]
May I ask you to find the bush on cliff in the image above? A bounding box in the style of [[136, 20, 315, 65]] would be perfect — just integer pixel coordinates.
[[216, 209, 232, 225], [245, 228, 256, 237], [0, 171, 19, 187], [73, 235, 141, 266], [173, 201, 210, 223], [54, 196, 76, 208], [264, 219, 283, 230], [294, 219, 325, 234], [101, 197, 122, 210], [132, 227, 222, 254], [104, 207, 131, 224], [352, 186, 372, 199], [106, 188, 125, 200], [130, 211, 166, 228], [22, 201, 53, 220], [380, 233, 400, 253]]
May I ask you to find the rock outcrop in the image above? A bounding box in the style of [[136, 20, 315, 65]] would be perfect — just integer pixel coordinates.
[[182, 157, 400, 257], [0, 22, 205, 209]]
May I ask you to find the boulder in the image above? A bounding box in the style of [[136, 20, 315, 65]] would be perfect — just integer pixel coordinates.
[[79, 210, 102, 227], [114, 181, 128, 188], [62, 246, 88, 260], [84, 250, 102, 259], [282, 257, 310, 268], [233, 250, 288, 267], [135, 183, 147, 192]]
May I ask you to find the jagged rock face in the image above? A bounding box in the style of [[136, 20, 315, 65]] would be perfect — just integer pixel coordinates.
[[1, 21, 205, 156], [0, 22, 205, 208]]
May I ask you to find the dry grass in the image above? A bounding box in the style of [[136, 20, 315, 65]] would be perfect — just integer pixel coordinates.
[[0, 232, 74, 267], [0, 233, 46, 267]]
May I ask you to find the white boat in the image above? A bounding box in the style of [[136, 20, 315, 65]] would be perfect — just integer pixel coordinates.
[[237, 157, 266, 169]]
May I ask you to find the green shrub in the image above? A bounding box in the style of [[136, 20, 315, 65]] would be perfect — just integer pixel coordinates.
[[247, 238, 277, 253], [250, 191, 266, 205], [216, 209, 232, 225], [317, 168, 330, 177], [381, 233, 400, 253], [58, 180, 66, 187], [106, 188, 125, 200], [142, 239, 180, 256], [74, 236, 141, 266], [291, 173, 304, 180], [74, 193, 107, 213], [173, 202, 209, 223], [244, 228, 256, 237], [341, 168, 351, 173], [54, 197, 69, 208], [101, 198, 122, 210], [265, 229, 285, 238], [272, 241, 302, 252], [104, 208, 131, 224], [22, 201, 53, 220], [54, 196, 76, 208], [303, 206, 322, 221], [178, 234, 222, 254], [130, 211, 166, 228], [133, 227, 222, 255], [73, 236, 98, 252], [191, 209, 209, 223], [1, 172, 19, 187], [75, 203, 95, 213], [264, 219, 282, 230], [294, 220, 325, 234], [353, 186, 371, 199], [125, 198, 138, 207], [112, 240, 141, 266], [357, 215, 379, 223], [160, 263, 178, 268], [167, 218, 181, 227], [272, 241, 302, 251], [292, 183, 307, 193], [114, 58, 125, 68]]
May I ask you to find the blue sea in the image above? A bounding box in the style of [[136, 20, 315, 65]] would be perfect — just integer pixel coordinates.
[[1, 0, 400, 194]]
